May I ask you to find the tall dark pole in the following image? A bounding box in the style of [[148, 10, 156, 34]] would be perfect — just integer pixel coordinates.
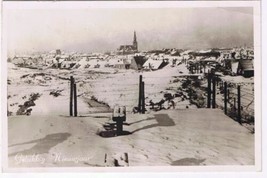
[[237, 85, 241, 124], [207, 73, 211, 108], [212, 77, 216, 108], [70, 76, 74, 116], [224, 82, 227, 114], [138, 75, 142, 113], [141, 81, 145, 114], [74, 83, 77, 117], [234, 97, 236, 111]]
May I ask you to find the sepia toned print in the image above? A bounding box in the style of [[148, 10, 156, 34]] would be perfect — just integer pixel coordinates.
[[3, 2, 261, 170]]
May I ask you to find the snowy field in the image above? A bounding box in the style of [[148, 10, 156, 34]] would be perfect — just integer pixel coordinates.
[[8, 109, 254, 167], [7, 63, 254, 167]]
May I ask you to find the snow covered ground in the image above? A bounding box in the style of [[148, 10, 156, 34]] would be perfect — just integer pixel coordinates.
[[7, 63, 254, 167], [8, 109, 254, 167]]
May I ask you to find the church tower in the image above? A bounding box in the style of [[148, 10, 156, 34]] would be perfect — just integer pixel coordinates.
[[133, 31, 138, 51]]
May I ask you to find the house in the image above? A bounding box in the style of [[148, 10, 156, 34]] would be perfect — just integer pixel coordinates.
[[130, 55, 147, 70], [143, 58, 169, 70], [61, 61, 76, 69], [239, 59, 254, 78], [106, 57, 131, 69], [117, 31, 138, 55], [231, 61, 239, 74], [71, 57, 88, 69], [230, 59, 254, 78], [113, 59, 131, 69]]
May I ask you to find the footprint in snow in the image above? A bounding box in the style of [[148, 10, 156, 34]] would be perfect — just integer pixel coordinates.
[[162, 136, 169, 140]]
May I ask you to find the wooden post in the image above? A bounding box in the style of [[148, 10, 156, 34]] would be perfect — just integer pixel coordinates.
[[70, 76, 74, 116], [141, 81, 145, 114], [124, 153, 129, 166], [237, 85, 241, 124], [224, 82, 227, 114], [138, 75, 142, 113], [189, 84, 192, 101], [207, 73, 211, 108], [117, 120, 123, 135], [74, 83, 77, 117], [234, 97, 236, 111], [212, 76, 216, 108]]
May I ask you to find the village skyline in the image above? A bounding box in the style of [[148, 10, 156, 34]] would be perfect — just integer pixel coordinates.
[[6, 7, 253, 56]]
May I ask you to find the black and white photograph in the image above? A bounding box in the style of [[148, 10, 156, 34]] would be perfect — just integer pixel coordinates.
[[1, 1, 261, 171]]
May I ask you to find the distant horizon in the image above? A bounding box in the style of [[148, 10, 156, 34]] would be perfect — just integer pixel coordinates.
[[6, 7, 254, 56], [8, 45, 255, 58]]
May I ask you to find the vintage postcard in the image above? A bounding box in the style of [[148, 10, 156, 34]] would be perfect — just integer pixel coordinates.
[[1, 1, 261, 172]]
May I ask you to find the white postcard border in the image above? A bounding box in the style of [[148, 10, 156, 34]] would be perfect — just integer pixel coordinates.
[[1, 0, 262, 173]]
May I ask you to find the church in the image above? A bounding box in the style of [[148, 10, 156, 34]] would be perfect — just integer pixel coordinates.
[[117, 31, 138, 55]]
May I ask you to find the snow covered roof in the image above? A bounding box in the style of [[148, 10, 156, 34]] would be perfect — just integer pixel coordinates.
[[231, 61, 239, 74], [198, 49, 212, 53], [203, 57, 217, 62], [108, 58, 124, 65], [60, 55, 69, 59], [180, 50, 193, 55], [143, 58, 164, 69], [71, 57, 88, 69]]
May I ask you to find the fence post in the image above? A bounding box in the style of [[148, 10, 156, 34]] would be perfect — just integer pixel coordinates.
[[237, 85, 241, 124], [189, 81, 192, 101], [70, 76, 74, 116], [138, 75, 142, 113], [224, 82, 227, 114], [234, 97, 236, 111], [141, 81, 145, 114], [212, 76, 216, 108], [74, 83, 77, 117], [207, 73, 211, 108]]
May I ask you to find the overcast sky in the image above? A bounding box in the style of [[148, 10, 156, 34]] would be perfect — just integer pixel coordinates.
[[5, 7, 253, 55]]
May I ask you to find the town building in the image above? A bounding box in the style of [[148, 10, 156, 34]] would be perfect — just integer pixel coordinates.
[[117, 31, 138, 55]]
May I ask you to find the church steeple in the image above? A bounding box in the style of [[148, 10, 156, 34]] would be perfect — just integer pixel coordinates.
[[133, 31, 138, 51]]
